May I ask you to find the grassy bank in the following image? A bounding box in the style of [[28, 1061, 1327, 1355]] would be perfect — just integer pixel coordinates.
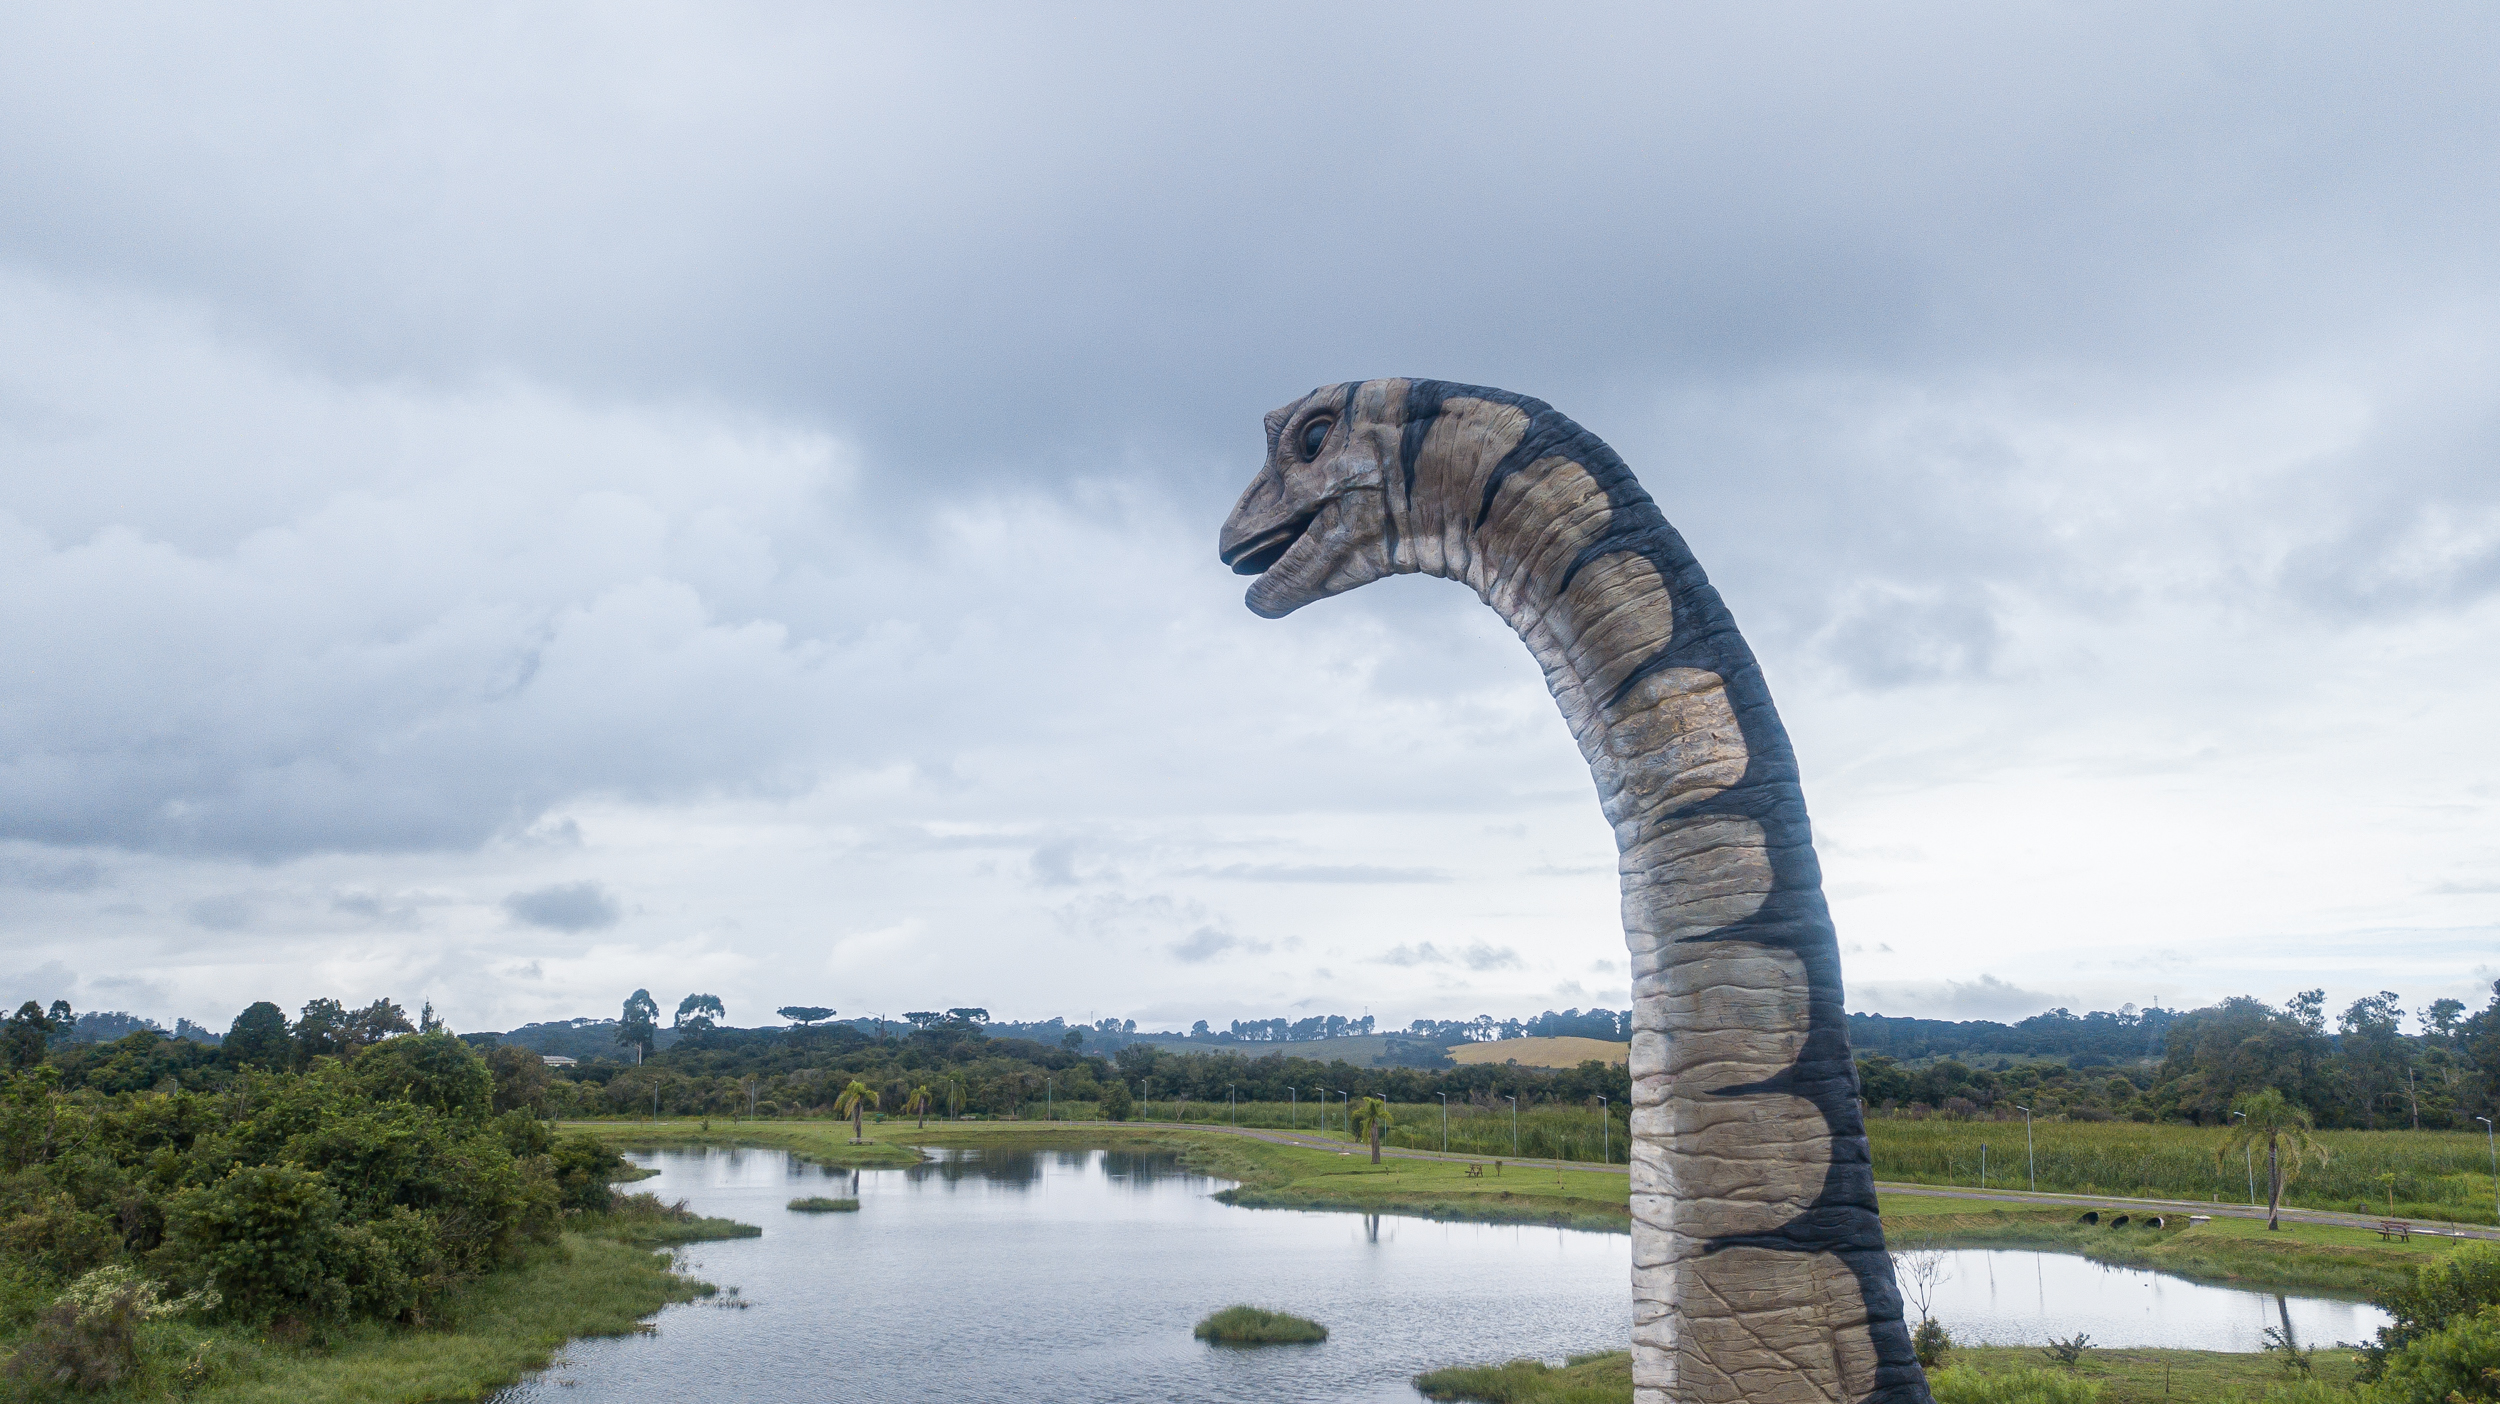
[[554, 1116, 921, 1168], [0, 1204, 747, 1404], [1416, 1347, 2366, 1404], [1867, 1119, 2500, 1225], [563, 1118, 2477, 1296]]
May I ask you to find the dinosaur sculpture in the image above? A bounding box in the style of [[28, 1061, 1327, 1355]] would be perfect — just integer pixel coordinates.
[[1220, 380, 1930, 1404]]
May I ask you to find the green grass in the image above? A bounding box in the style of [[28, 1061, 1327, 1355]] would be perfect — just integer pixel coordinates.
[[1866, 1119, 2500, 1225], [1414, 1347, 2366, 1404], [1414, 1351, 1632, 1402], [591, 1191, 761, 1246], [787, 1196, 859, 1212], [1876, 1198, 2456, 1298], [1192, 1305, 1328, 1345]]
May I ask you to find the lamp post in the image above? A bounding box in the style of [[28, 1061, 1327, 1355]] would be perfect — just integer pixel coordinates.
[[1437, 1092, 1449, 1153], [1289, 1086, 1297, 1130], [2233, 1110, 2255, 1205], [1046, 1077, 1053, 1121], [1507, 1094, 1518, 1155], [1229, 1084, 1236, 1127], [1598, 1095, 1610, 1165], [2479, 1117, 2497, 1226], [2015, 1105, 2035, 1192]]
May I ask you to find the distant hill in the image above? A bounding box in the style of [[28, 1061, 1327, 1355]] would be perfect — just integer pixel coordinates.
[[1448, 1036, 1629, 1069]]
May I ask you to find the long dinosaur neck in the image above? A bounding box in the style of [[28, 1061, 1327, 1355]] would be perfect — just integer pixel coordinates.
[[1384, 379, 1928, 1404]]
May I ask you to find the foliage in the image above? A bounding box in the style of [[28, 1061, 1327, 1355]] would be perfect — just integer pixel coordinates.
[[1192, 1305, 1326, 1344], [2261, 1324, 2316, 1376], [1098, 1081, 1133, 1121], [223, 1002, 294, 1070], [2359, 1244, 2500, 1379], [2040, 1334, 2093, 1369], [777, 1006, 836, 1026], [2220, 1088, 2332, 1228], [1928, 1364, 2103, 1403], [2367, 1305, 2500, 1403], [1412, 1351, 1629, 1403], [787, 1197, 858, 1212], [550, 1135, 632, 1214], [1914, 1316, 1954, 1368], [672, 994, 726, 1034], [616, 990, 660, 1060]]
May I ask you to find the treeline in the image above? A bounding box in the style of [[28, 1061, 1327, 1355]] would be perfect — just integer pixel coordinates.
[[1857, 984, 2500, 1130], [1847, 1004, 2177, 1066], [525, 1017, 1630, 1124]]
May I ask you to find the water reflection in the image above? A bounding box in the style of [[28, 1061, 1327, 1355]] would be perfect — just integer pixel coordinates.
[[1921, 1248, 2390, 1353], [491, 1148, 2393, 1404], [492, 1146, 1627, 1404]]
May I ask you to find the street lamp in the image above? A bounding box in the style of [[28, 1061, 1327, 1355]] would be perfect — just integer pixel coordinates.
[[2014, 1106, 2035, 1192], [2478, 1117, 2496, 1226], [1507, 1094, 1518, 1155], [1229, 1084, 1237, 1127], [1289, 1086, 1297, 1130], [1437, 1092, 1449, 1153], [1597, 1095, 1610, 1165], [2233, 1110, 2254, 1205], [1046, 1076, 1053, 1120]]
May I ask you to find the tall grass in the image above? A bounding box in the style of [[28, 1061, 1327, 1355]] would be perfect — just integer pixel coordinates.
[[1866, 1119, 2500, 1223], [1100, 1099, 1629, 1162]]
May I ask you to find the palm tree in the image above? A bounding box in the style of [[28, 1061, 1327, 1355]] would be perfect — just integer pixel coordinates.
[[834, 1079, 881, 1144], [904, 1083, 934, 1130], [1350, 1095, 1392, 1165], [2217, 1088, 2330, 1230]]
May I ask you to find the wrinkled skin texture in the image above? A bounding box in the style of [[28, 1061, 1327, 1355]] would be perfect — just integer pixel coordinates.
[[1221, 381, 1931, 1404]]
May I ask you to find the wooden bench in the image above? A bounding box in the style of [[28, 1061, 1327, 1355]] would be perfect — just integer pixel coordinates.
[[2378, 1220, 2411, 1242]]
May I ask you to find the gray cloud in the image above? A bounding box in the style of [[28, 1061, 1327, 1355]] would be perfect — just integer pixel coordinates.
[[502, 882, 621, 933], [1191, 863, 1448, 884], [0, 5, 2491, 1032], [1852, 975, 2074, 1024], [1169, 926, 1268, 964]]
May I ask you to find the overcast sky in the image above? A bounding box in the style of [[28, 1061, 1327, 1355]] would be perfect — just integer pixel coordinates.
[[4, 3, 2495, 1037]]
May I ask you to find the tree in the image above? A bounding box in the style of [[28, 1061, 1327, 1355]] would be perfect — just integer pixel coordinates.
[[1061, 1028, 1084, 1051], [617, 990, 659, 1060], [673, 993, 725, 1033], [223, 1001, 293, 1068], [1350, 1095, 1392, 1164], [294, 997, 352, 1065], [834, 1079, 880, 1143], [487, 1044, 554, 1116], [904, 1083, 934, 1129], [777, 1006, 835, 1026], [3, 1000, 64, 1069], [2218, 1088, 2331, 1230], [348, 998, 416, 1048], [1099, 1080, 1133, 1121]]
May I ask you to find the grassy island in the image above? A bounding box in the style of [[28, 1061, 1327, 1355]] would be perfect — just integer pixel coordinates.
[[1194, 1305, 1328, 1344], [788, 1195, 860, 1212]]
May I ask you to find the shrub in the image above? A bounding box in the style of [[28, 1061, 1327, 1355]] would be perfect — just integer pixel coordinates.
[[551, 1135, 632, 1214], [1928, 1364, 2103, 1403], [166, 1164, 345, 1321], [0, 1266, 215, 1392], [2040, 1333, 2092, 1369], [2368, 1304, 2500, 1404], [787, 1197, 858, 1212], [2360, 1243, 2500, 1380], [1194, 1304, 1327, 1344], [1099, 1082, 1133, 1122], [1913, 1316, 1953, 1368], [352, 1033, 492, 1119]]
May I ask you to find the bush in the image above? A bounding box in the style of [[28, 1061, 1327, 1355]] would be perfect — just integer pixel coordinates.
[[167, 1164, 346, 1321], [787, 1197, 858, 1212], [1099, 1082, 1133, 1122], [1913, 1316, 1953, 1368], [551, 1135, 631, 1214], [1194, 1305, 1326, 1344], [1928, 1364, 2103, 1404], [2361, 1243, 2500, 1379], [2369, 1304, 2500, 1404], [0, 1266, 215, 1392]]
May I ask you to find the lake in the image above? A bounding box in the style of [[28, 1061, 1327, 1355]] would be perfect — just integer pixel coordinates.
[[487, 1145, 2390, 1403]]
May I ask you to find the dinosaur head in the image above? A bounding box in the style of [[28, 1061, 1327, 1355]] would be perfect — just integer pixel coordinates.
[[1218, 379, 1400, 618]]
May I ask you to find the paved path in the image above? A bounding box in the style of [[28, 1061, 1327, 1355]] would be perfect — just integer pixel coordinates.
[[1079, 1118, 2500, 1242]]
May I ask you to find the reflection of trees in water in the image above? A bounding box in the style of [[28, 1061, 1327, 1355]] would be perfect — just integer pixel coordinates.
[[893, 1147, 1208, 1191], [906, 1150, 1046, 1186], [1100, 1150, 1190, 1186]]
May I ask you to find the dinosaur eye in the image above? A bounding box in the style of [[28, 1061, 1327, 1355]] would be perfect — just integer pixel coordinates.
[[1299, 418, 1332, 460]]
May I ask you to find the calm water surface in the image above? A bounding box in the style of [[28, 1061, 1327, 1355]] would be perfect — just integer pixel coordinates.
[[491, 1146, 1628, 1404], [489, 1146, 2391, 1403]]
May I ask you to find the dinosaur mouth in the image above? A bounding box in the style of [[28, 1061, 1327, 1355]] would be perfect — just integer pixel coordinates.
[[1223, 510, 1317, 576]]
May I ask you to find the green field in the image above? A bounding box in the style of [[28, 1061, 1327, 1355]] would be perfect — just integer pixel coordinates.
[[1865, 1118, 2500, 1224]]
